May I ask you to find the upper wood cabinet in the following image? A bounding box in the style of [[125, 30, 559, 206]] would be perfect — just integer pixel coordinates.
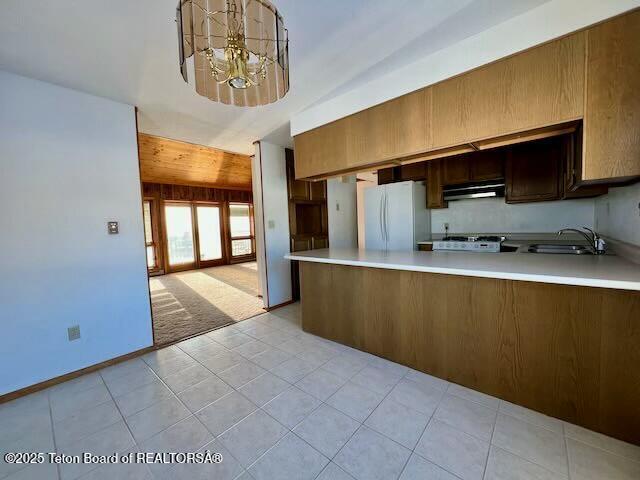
[[347, 89, 431, 169], [582, 10, 640, 181], [442, 150, 504, 185], [293, 11, 639, 183], [294, 89, 430, 179], [294, 118, 349, 179], [432, 32, 585, 148]]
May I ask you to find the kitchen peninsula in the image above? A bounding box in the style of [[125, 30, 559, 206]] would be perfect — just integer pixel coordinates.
[[285, 247, 640, 444]]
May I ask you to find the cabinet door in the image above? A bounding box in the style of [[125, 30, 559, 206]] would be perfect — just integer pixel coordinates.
[[442, 155, 471, 185], [583, 10, 640, 181], [400, 163, 426, 181], [291, 237, 312, 252], [471, 150, 504, 181], [312, 237, 329, 249], [293, 118, 348, 179], [348, 89, 431, 168], [377, 167, 397, 185], [506, 138, 561, 203], [426, 160, 447, 209], [286, 154, 310, 200], [432, 32, 585, 148], [310, 181, 326, 201]]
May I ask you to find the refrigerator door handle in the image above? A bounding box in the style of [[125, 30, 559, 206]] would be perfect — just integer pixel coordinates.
[[383, 190, 389, 247], [379, 191, 385, 243]]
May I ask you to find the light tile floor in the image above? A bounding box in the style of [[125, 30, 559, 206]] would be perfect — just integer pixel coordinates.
[[2, 302, 640, 480]]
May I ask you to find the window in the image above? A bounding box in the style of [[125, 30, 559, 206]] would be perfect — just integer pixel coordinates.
[[229, 203, 255, 257], [143, 200, 157, 270]]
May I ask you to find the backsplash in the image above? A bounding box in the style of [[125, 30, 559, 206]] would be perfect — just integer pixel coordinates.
[[430, 197, 595, 234], [595, 182, 640, 247]]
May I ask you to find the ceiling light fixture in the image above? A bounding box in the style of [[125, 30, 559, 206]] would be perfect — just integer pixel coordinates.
[[177, 0, 289, 107]]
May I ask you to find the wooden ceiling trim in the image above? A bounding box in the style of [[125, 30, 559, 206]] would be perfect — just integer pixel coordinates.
[[138, 133, 253, 191]]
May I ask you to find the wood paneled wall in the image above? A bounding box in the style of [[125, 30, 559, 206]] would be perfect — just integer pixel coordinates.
[[300, 261, 640, 445], [142, 183, 252, 203]]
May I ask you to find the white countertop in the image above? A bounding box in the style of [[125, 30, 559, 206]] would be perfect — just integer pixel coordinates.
[[285, 247, 640, 291]]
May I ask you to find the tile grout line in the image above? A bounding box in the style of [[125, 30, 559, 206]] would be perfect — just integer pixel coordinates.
[[402, 375, 458, 480], [481, 401, 500, 480], [563, 422, 573, 480], [318, 365, 408, 479], [45, 389, 62, 480], [99, 369, 156, 480]]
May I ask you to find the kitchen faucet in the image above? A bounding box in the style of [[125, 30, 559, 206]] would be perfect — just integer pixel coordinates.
[[557, 227, 607, 255]]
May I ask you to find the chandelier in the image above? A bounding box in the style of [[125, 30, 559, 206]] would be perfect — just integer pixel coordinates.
[[177, 0, 290, 107]]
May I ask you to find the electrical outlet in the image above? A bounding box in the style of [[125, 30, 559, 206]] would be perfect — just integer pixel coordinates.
[[68, 325, 81, 341], [268, 220, 275, 229]]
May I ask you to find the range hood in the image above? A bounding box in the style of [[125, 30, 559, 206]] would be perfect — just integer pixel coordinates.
[[443, 180, 505, 201]]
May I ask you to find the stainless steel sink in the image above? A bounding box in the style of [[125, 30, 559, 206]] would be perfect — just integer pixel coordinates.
[[527, 244, 592, 254]]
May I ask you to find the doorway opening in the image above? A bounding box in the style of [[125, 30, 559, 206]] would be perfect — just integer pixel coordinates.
[[137, 134, 264, 346]]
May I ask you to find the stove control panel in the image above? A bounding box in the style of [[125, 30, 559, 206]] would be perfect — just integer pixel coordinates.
[[432, 241, 501, 253]]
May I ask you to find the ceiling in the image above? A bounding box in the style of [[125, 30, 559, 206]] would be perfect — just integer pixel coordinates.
[[138, 134, 252, 190], [0, 0, 549, 155]]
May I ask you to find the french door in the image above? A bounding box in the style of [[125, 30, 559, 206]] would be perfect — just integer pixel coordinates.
[[164, 201, 225, 272]]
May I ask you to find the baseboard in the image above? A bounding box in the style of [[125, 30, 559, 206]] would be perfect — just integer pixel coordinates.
[[265, 299, 296, 311], [0, 345, 155, 404]]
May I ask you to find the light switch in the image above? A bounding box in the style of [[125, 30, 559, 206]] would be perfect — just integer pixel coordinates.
[[108, 221, 119, 234], [268, 220, 275, 229], [336, 203, 340, 211]]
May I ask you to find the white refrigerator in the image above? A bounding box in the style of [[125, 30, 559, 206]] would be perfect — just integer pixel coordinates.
[[364, 181, 431, 251]]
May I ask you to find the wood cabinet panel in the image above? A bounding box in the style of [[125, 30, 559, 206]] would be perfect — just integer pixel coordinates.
[[471, 150, 505, 181], [300, 262, 640, 445], [347, 89, 431, 169], [294, 118, 349, 179], [291, 238, 312, 252], [426, 160, 447, 209], [432, 32, 585, 148], [399, 163, 426, 181], [310, 181, 326, 201], [583, 10, 640, 181], [506, 137, 561, 203], [442, 155, 471, 185]]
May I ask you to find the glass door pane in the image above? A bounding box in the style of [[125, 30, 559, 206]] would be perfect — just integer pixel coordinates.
[[196, 205, 223, 261], [165, 204, 195, 265], [229, 204, 251, 237]]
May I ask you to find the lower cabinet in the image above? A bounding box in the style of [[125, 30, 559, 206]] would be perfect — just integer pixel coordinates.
[[300, 261, 640, 445]]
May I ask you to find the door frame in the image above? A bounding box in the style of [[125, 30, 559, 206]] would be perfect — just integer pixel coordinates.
[[162, 201, 197, 273], [193, 201, 228, 269]]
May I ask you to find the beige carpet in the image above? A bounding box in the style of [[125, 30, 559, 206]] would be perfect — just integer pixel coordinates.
[[149, 262, 264, 346]]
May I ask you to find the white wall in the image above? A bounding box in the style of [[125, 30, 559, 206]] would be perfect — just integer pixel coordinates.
[[252, 142, 292, 308], [327, 176, 358, 249], [291, 0, 640, 135], [595, 183, 640, 247], [0, 71, 152, 395], [430, 197, 595, 234]]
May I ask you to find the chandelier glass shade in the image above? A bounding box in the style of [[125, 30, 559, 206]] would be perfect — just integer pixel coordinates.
[[177, 0, 289, 107]]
